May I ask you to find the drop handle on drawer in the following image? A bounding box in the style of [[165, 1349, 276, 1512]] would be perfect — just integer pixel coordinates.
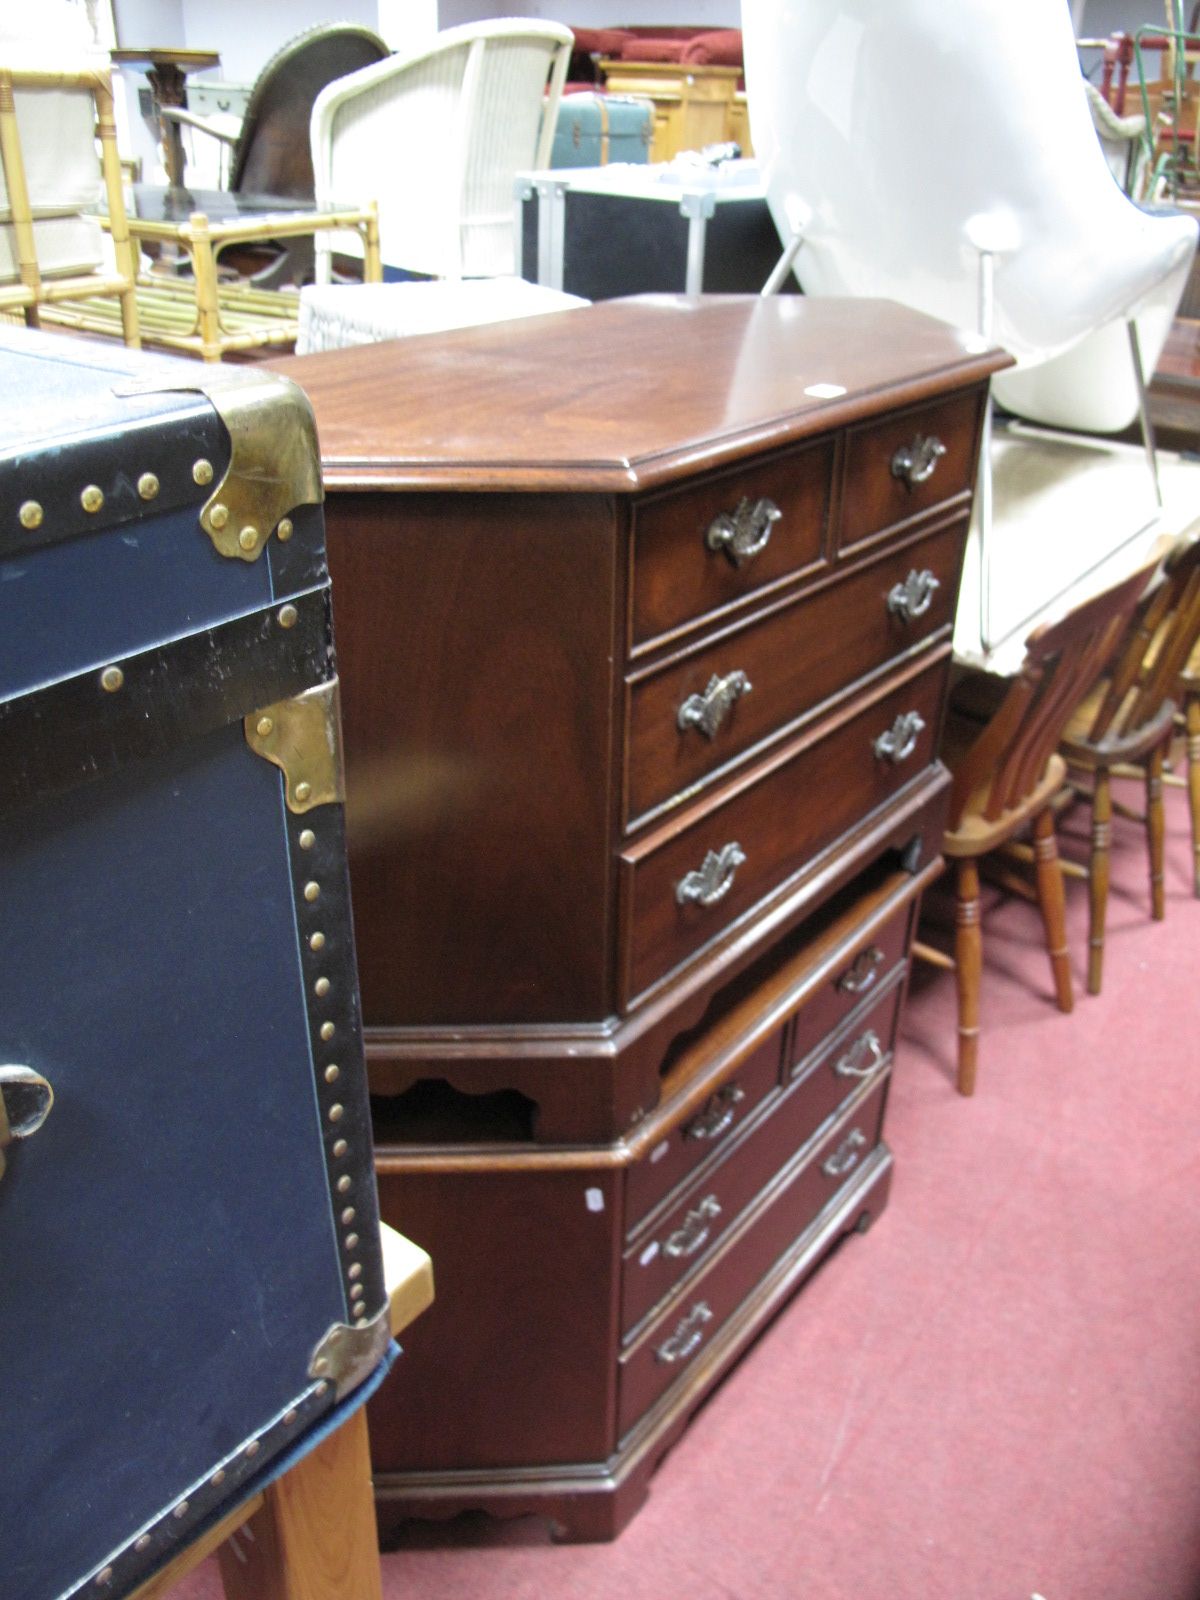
[[678, 670, 752, 740], [890, 434, 946, 488], [0, 1064, 54, 1185], [685, 1083, 745, 1142], [837, 945, 884, 995], [887, 568, 940, 622], [834, 1029, 886, 1080], [705, 496, 781, 568], [663, 1194, 722, 1260], [873, 709, 926, 764], [655, 1300, 713, 1364], [822, 1127, 867, 1179], [676, 841, 746, 908]]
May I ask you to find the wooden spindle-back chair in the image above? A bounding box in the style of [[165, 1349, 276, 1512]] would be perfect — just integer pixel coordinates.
[[919, 558, 1156, 1095], [1059, 534, 1200, 991]]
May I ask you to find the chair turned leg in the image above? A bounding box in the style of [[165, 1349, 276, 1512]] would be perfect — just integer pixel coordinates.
[[954, 858, 983, 1096], [1088, 766, 1112, 995], [1186, 693, 1200, 898], [1032, 807, 1073, 1013], [1146, 742, 1167, 921]]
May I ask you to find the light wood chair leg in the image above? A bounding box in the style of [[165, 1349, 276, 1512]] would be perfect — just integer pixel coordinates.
[[1146, 741, 1166, 921], [954, 858, 982, 1096], [1186, 692, 1200, 898], [216, 1406, 383, 1600], [1031, 807, 1073, 1013], [1088, 766, 1112, 995]]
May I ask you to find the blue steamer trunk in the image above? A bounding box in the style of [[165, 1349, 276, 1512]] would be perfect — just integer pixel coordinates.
[[0, 332, 385, 1600]]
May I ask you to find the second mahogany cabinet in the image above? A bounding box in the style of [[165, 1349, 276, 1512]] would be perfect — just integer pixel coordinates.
[[275, 296, 1009, 1539]]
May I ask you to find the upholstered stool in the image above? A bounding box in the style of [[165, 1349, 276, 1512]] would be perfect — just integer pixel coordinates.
[[296, 277, 587, 353]]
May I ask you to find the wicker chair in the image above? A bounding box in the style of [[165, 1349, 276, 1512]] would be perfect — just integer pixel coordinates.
[[160, 23, 389, 287], [310, 19, 573, 281]]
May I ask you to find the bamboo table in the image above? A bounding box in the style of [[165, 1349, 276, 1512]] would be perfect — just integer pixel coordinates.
[[43, 187, 382, 362]]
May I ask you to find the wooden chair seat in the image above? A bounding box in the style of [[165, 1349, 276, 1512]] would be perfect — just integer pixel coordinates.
[[943, 749, 1067, 857], [1060, 678, 1177, 766]]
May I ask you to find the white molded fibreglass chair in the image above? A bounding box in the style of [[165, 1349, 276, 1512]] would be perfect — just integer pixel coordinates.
[[743, 0, 1199, 667], [310, 18, 572, 283]]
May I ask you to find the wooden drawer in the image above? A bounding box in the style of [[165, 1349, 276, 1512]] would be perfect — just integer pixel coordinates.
[[838, 390, 983, 553], [630, 438, 835, 650], [785, 973, 902, 1132], [625, 516, 965, 823], [790, 893, 915, 1067], [620, 973, 896, 1337], [621, 653, 947, 1004], [617, 1075, 888, 1436], [624, 1031, 782, 1230]]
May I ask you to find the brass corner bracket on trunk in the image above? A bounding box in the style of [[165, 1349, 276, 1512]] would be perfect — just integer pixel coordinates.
[[245, 678, 345, 814], [116, 369, 323, 561], [308, 1306, 391, 1401]]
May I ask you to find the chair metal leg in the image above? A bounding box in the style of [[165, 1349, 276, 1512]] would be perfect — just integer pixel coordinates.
[[1088, 766, 1113, 995], [1146, 741, 1167, 919], [1032, 807, 1074, 1013], [1186, 692, 1200, 897], [954, 858, 983, 1096], [1128, 317, 1163, 510], [760, 226, 805, 296]]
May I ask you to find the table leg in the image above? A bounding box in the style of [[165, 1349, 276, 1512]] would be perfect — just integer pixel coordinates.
[[146, 63, 189, 190], [364, 203, 382, 283], [216, 1407, 384, 1600], [184, 212, 224, 361]]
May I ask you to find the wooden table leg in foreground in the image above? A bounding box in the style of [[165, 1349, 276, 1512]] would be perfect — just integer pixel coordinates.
[[216, 1227, 433, 1600], [128, 1225, 433, 1600]]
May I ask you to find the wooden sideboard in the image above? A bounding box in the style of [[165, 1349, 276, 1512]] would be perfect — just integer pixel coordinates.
[[274, 297, 1009, 1540]]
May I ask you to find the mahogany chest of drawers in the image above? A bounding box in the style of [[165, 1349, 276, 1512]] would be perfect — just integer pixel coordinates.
[[275, 296, 1008, 1539]]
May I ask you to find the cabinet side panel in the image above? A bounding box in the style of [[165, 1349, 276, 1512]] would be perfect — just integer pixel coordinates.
[[326, 491, 619, 1026], [369, 1165, 621, 1468]]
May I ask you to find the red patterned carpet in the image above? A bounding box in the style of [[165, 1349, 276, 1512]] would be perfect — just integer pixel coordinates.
[[173, 775, 1200, 1600]]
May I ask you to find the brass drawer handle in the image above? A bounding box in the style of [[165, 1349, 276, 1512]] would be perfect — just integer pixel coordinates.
[[834, 1029, 886, 1080], [838, 945, 884, 995], [705, 496, 781, 567], [655, 1300, 713, 1364], [663, 1194, 722, 1260], [0, 1065, 54, 1184], [676, 841, 746, 908], [822, 1127, 867, 1179], [890, 434, 946, 488], [887, 568, 940, 622], [677, 670, 752, 740], [873, 709, 926, 764], [685, 1084, 745, 1142]]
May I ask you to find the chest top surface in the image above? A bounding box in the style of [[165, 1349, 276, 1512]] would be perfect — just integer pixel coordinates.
[[272, 295, 1011, 493]]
